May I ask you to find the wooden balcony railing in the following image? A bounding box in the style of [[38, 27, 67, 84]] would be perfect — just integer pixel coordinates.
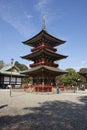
[[30, 61, 58, 68], [34, 84, 52, 92], [31, 43, 57, 52]]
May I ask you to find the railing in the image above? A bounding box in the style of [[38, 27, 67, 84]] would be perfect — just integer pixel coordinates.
[[31, 43, 57, 52], [30, 61, 58, 68], [34, 84, 52, 92], [23, 84, 52, 92]]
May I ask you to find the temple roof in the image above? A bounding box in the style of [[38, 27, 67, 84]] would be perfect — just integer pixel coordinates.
[[0, 65, 20, 72], [20, 65, 68, 76], [22, 30, 66, 47], [21, 48, 68, 61], [78, 70, 87, 78], [79, 69, 87, 74], [0, 65, 25, 77]]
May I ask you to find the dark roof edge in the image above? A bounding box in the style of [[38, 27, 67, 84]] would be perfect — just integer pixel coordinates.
[[22, 29, 66, 45]]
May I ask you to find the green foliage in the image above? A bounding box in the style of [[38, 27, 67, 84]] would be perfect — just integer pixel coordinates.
[[15, 61, 30, 84], [23, 77, 33, 84], [15, 61, 28, 71], [0, 60, 4, 69], [56, 68, 86, 87]]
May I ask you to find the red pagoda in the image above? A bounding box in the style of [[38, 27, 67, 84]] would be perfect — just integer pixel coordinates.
[[21, 25, 68, 92]]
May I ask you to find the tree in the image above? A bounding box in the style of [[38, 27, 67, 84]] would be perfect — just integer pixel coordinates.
[[15, 61, 33, 84], [56, 68, 80, 87], [0, 60, 4, 69], [15, 61, 28, 71], [22, 77, 33, 84]]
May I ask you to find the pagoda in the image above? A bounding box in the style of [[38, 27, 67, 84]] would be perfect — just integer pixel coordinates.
[[21, 21, 68, 92]]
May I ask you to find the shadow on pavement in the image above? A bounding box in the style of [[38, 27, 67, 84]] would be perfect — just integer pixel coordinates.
[[0, 96, 87, 130]]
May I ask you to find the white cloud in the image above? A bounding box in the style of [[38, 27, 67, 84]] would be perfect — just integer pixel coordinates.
[[24, 12, 33, 19], [35, 0, 48, 12], [26, 14, 33, 19], [0, 3, 35, 38]]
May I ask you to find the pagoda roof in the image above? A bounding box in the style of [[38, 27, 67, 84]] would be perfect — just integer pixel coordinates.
[[20, 65, 68, 76], [21, 48, 68, 61], [22, 30, 66, 47]]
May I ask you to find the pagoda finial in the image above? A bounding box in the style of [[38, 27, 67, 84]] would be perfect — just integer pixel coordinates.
[[42, 14, 46, 30]]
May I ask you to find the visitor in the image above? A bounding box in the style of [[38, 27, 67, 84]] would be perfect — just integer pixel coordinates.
[[56, 87, 59, 94]]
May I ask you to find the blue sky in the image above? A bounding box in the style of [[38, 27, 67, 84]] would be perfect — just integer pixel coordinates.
[[0, 0, 87, 71]]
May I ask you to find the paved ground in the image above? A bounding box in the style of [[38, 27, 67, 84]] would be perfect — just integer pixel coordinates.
[[0, 89, 87, 130]]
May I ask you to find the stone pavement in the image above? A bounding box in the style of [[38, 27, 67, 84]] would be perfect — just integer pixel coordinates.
[[0, 89, 87, 130]]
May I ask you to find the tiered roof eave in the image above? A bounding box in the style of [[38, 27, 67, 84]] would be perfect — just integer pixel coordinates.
[[20, 65, 68, 76], [22, 30, 66, 47], [21, 48, 68, 61]]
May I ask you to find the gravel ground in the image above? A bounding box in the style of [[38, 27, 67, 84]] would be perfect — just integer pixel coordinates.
[[0, 89, 87, 130]]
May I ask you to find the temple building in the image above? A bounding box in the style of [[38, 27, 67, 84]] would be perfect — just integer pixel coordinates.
[[79, 69, 87, 83], [21, 25, 68, 92], [0, 64, 25, 89]]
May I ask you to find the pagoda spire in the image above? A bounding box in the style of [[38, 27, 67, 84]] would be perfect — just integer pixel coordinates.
[[42, 14, 46, 30]]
